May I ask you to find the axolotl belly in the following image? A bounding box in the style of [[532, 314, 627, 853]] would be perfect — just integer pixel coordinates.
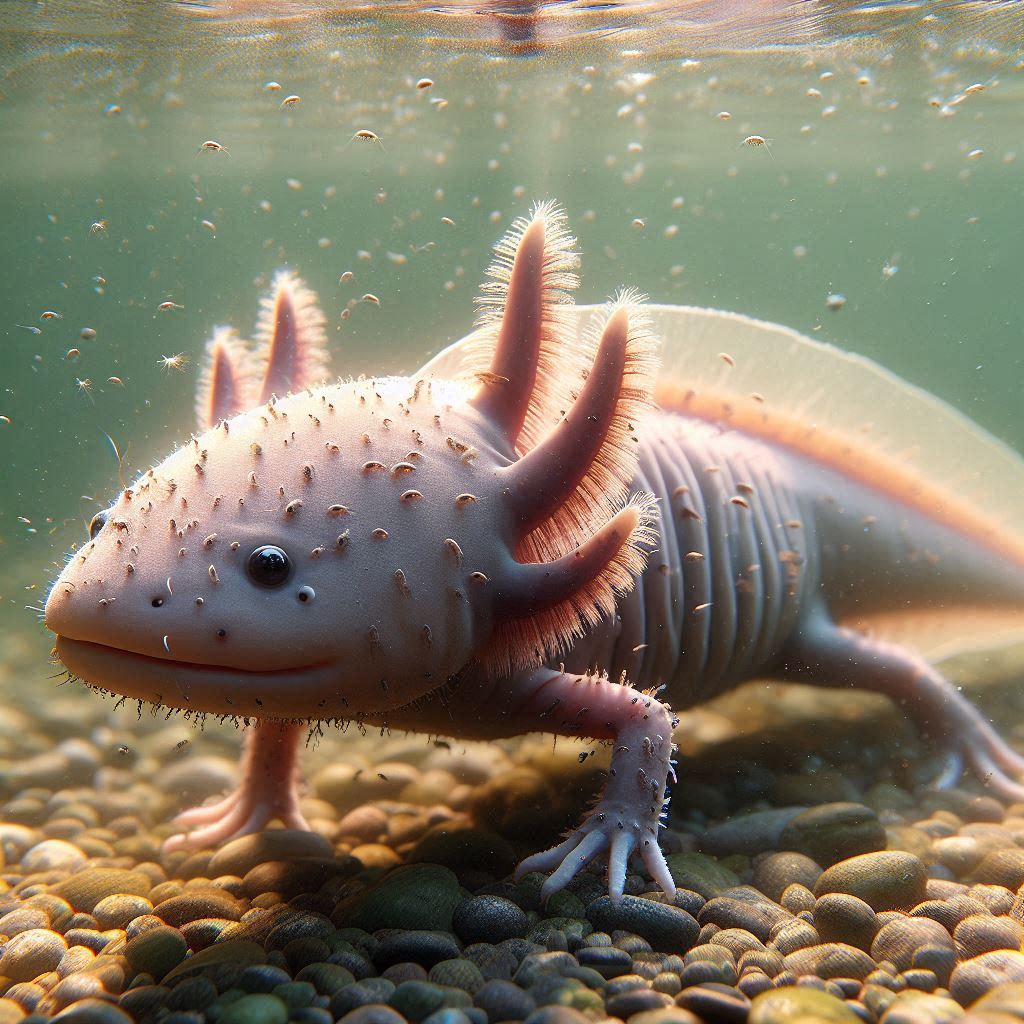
[[45, 202, 1024, 901]]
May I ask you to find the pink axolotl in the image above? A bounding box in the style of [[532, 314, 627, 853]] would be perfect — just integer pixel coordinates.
[[45, 201, 1024, 901]]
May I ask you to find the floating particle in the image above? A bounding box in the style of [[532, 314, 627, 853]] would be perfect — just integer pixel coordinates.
[[65, 348, 80, 360], [826, 292, 846, 312], [40, 310, 62, 320], [107, 377, 123, 385], [201, 219, 216, 232], [793, 245, 808, 259], [259, 200, 272, 212], [361, 293, 380, 306], [339, 271, 354, 283], [882, 262, 899, 279], [104, 104, 121, 116], [632, 218, 646, 230], [717, 111, 732, 120], [197, 140, 229, 155], [822, 105, 837, 117], [75, 377, 93, 394], [89, 219, 108, 236], [80, 327, 96, 340], [318, 237, 331, 249], [16, 324, 42, 335], [820, 71, 834, 81], [281, 94, 301, 108], [264, 81, 282, 91], [964, 82, 986, 95], [743, 135, 775, 161], [0, 415, 10, 425], [664, 224, 679, 239], [966, 148, 984, 160], [430, 97, 448, 110], [416, 78, 434, 90], [158, 301, 184, 311], [441, 216, 455, 226], [349, 129, 384, 148], [158, 352, 188, 371], [286, 178, 302, 191], [806, 87, 822, 98]]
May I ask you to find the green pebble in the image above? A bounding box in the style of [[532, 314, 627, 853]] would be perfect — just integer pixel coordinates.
[[294, 962, 356, 995], [272, 982, 316, 1010], [337, 865, 464, 932], [665, 852, 741, 899], [124, 925, 188, 980], [217, 994, 289, 1024], [749, 986, 860, 1024]]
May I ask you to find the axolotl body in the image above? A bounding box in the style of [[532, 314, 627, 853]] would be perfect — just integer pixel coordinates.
[[45, 202, 1024, 900]]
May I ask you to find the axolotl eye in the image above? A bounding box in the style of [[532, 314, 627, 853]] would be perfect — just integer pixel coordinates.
[[88, 508, 110, 540], [247, 545, 292, 588]]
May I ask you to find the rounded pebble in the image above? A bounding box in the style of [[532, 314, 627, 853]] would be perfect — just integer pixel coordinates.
[[0, 929, 69, 983], [813, 852, 928, 912], [453, 896, 528, 945]]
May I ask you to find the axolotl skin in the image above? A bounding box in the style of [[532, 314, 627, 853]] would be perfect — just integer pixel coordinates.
[[45, 202, 1024, 901]]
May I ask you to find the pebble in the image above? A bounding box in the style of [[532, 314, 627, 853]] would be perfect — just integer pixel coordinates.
[[966, 847, 1024, 890], [92, 894, 154, 931], [473, 978, 537, 1021], [954, 913, 1024, 958], [748, 985, 860, 1023], [697, 808, 805, 857], [777, 803, 886, 866], [675, 981, 750, 1023], [154, 891, 242, 927], [337, 1008, 408, 1024], [374, 932, 462, 970], [389, 980, 473, 1021], [124, 924, 188, 980], [206, 831, 334, 877], [50, 999, 134, 1024], [870, 917, 954, 973], [337, 864, 465, 932], [698, 895, 791, 943], [21, 840, 87, 873], [218, 994, 290, 1024], [782, 942, 876, 980], [665, 853, 741, 899], [586, 895, 699, 953], [453, 896, 528, 945], [949, 949, 1024, 1005], [753, 853, 822, 903], [50, 868, 152, 913], [0, 928, 68, 982], [813, 852, 928, 911]]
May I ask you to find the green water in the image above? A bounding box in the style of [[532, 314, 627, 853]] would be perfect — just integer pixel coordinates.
[[2, 0, 1023, 656]]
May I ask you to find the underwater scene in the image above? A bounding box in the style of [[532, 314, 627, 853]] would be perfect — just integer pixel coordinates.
[[3, 1, 1024, 1022]]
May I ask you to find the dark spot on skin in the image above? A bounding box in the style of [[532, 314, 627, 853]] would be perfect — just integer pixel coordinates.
[[217, 628, 227, 638], [151, 597, 164, 608]]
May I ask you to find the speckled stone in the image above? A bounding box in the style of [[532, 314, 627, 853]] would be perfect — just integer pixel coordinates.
[[697, 809, 805, 858], [374, 931, 462, 970], [698, 895, 791, 944], [389, 980, 473, 1022], [965, 847, 1024, 890], [813, 852, 928, 912], [453, 896, 529, 946], [586, 896, 699, 953], [336, 864, 464, 932], [870, 917, 954, 974], [813, 893, 879, 952], [473, 978, 537, 1022], [0, 928, 68, 983], [876, 990, 962, 1024], [748, 986, 860, 1023], [949, 949, 1024, 1006]]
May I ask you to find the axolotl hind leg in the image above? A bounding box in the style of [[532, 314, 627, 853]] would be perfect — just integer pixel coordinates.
[[782, 601, 1024, 801]]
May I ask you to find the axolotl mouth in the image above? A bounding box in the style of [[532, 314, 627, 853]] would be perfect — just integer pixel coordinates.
[[53, 636, 352, 720]]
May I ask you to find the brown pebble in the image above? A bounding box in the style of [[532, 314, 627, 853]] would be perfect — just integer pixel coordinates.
[[51, 869, 152, 913], [870, 917, 953, 973], [152, 891, 242, 927], [753, 853, 822, 903], [949, 949, 1024, 1005], [92, 894, 154, 931], [954, 913, 1024, 959], [777, 803, 885, 867], [0, 929, 68, 983], [813, 852, 928, 912], [782, 942, 876, 981]]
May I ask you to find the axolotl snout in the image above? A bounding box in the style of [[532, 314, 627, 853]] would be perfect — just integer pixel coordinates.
[[46, 202, 1024, 901]]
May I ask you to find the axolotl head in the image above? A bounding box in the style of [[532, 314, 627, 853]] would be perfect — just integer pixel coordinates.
[[45, 204, 659, 721]]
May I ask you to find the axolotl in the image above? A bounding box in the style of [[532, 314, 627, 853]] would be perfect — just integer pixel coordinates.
[[45, 202, 1024, 901]]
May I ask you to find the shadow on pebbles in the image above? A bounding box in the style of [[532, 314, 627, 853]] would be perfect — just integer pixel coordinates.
[[1, 677, 1024, 1024]]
